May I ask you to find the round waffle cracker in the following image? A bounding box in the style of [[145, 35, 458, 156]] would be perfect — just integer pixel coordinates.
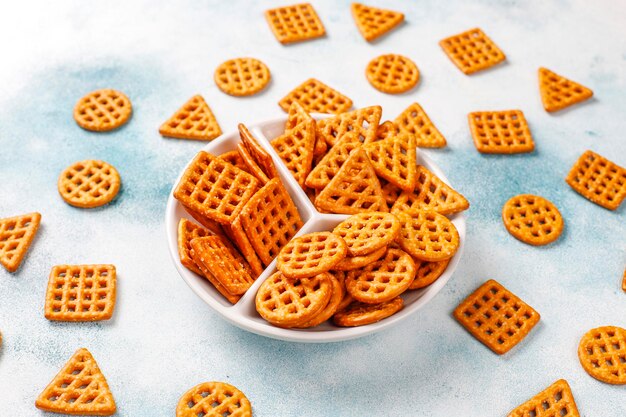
[[74, 89, 131, 131], [345, 248, 415, 304], [502, 194, 563, 246], [277, 232, 348, 279], [396, 210, 459, 262], [255, 271, 333, 327], [333, 212, 400, 256], [295, 273, 344, 328], [333, 245, 387, 271], [214, 58, 270, 97], [578, 326, 626, 385], [409, 259, 450, 290], [333, 297, 403, 327], [176, 381, 251, 417], [366, 54, 419, 94], [58, 160, 121, 208]]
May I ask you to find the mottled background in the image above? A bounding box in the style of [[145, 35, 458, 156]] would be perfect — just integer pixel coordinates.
[[0, 1, 624, 416]]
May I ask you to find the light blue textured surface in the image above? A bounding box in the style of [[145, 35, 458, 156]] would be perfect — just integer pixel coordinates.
[[0, 1, 624, 415]]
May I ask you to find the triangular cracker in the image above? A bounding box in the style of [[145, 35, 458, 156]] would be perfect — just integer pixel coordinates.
[[364, 133, 417, 191], [305, 132, 362, 189], [391, 165, 469, 215], [271, 119, 316, 187], [351, 3, 404, 42], [395, 103, 446, 148], [35, 348, 116, 415], [316, 106, 382, 147], [507, 379, 579, 417], [0, 212, 41, 272], [285, 101, 314, 132], [538, 67, 593, 112], [159, 95, 221, 141], [314, 148, 387, 214], [278, 78, 353, 115]]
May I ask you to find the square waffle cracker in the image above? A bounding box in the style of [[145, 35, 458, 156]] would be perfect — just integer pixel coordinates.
[[190, 236, 254, 295], [539, 67, 593, 113], [0, 212, 41, 272], [217, 150, 251, 174], [395, 102, 447, 148], [565, 150, 626, 210], [237, 143, 270, 185], [45, 265, 116, 322], [578, 326, 626, 385], [351, 3, 404, 42], [454, 279, 540, 354], [507, 379, 579, 417], [35, 348, 116, 415], [316, 106, 382, 147], [177, 218, 214, 276], [173, 151, 259, 224], [238, 123, 280, 180], [189, 246, 241, 304], [159, 95, 221, 141], [439, 28, 506, 75], [305, 132, 361, 189], [271, 119, 316, 187], [239, 178, 303, 266], [363, 132, 417, 191], [176, 381, 252, 417], [279, 78, 353, 115], [391, 165, 469, 215], [314, 148, 388, 214], [468, 110, 535, 154], [224, 214, 265, 278], [265, 3, 325, 44]]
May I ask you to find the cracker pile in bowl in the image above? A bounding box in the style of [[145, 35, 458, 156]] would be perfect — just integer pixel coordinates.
[[172, 102, 469, 328]]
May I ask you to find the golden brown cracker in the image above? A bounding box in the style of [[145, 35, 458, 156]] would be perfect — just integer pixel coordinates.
[[176, 381, 252, 417], [58, 160, 121, 208], [565, 150, 626, 211], [44, 265, 116, 322], [333, 297, 403, 327], [395, 102, 447, 148], [351, 3, 404, 42], [159, 95, 221, 141], [36, 348, 116, 415], [502, 194, 563, 246], [439, 28, 505, 75], [453, 279, 540, 354], [214, 57, 270, 96], [277, 232, 348, 278], [366, 54, 419, 94], [539, 67, 593, 113], [279, 78, 352, 115], [507, 379, 579, 417], [578, 326, 626, 385], [265, 3, 326, 44], [0, 212, 41, 273], [468, 110, 535, 154], [333, 212, 400, 256], [314, 148, 387, 214], [256, 271, 332, 327], [396, 210, 459, 262], [391, 165, 469, 215], [74, 89, 131, 132]]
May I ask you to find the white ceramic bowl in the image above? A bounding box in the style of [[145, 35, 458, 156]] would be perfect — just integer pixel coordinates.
[[165, 115, 466, 343]]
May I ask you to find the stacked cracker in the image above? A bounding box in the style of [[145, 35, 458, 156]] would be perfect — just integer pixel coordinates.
[[173, 116, 305, 303], [268, 102, 465, 216], [256, 210, 462, 328]]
